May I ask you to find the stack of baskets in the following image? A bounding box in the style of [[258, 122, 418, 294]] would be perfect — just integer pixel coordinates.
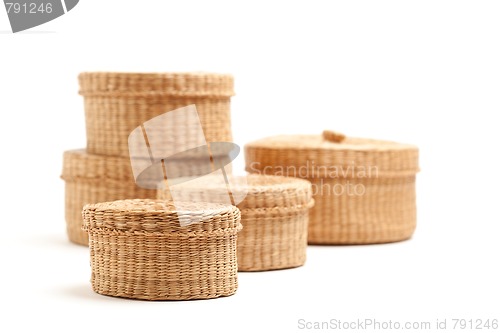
[[61, 71, 420, 301], [61, 72, 235, 245]]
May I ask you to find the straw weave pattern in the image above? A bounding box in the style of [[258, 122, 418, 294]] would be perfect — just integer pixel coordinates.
[[82, 199, 242, 300], [61, 150, 156, 245], [79, 72, 234, 157], [158, 175, 314, 271], [245, 135, 419, 244]]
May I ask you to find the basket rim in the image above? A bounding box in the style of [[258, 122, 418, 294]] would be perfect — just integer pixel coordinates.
[[62, 149, 228, 181], [78, 71, 235, 97], [244, 135, 420, 176], [245, 135, 418, 152], [78, 71, 233, 78], [83, 198, 235, 216], [165, 174, 312, 193], [158, 174, 313, 210], [82, 199, 241, 233], [61, 149, 133, 181]]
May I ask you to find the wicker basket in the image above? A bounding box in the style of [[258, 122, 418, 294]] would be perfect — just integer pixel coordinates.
[[158, 174, 314, 271], [82, 199, 242, 301], [79, 72, 235, 157], [244, 131, 419, 245], [61, 150, 156, 245]]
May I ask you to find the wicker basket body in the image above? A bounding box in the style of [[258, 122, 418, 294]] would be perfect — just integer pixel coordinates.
[[158, 175, 313, 271], [82, 199, 242, 301], [79, 72, 234, 157], [61, 150, 156, 245], [244, 133, 419, 245]]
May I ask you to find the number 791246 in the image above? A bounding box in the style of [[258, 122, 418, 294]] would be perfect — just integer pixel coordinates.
[[5, 2, 53, 14]]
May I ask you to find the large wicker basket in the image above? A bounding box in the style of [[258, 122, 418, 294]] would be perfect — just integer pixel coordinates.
[[244, 131, 419, 245], [79, 72, 235, 157], [158, 174, 314, 271], [82, 199, 242, 301], [61, 150, 156, 245]]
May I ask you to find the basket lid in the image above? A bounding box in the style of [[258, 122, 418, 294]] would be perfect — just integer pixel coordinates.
[[61, 149, 135, 182], [78, 72, 234, 98], [160, 174, 313, 211], [61, 149, 230, 183], [82, 199, 241, 233], [245, 131, 419, 178]]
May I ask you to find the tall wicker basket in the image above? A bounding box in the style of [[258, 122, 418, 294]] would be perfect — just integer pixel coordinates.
[[82, 199, 242, 301], [244, 131, 419, 245], [79, 72, 235, 158]]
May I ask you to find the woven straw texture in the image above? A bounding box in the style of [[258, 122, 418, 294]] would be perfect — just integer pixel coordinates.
[[61, 150, 156, 245], [158, 174, 313, 271], [244, 132, 419, 245], [79, 72, 235, 157], [82, 199, 242, 301]]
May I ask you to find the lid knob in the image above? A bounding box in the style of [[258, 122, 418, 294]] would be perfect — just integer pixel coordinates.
[[322, 130, 346, 143]]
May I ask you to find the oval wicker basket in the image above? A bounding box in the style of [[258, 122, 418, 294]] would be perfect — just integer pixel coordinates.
[[244, 131, 419, 245], [82, 199, 242, 301], [61, 150, 156, 245], [79, 72, 235, 157], [158, 174, 314, 271]]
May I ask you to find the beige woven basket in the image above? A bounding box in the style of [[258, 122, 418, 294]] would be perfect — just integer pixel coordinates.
[[82, 199, 242, 301], [244, 131, 419, 245], [79, 72, 235, 157], [158, 174, 314, 271], [61, 150, 156, 245]]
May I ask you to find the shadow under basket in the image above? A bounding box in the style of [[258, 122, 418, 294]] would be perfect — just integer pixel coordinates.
[[244, 131, 420, 245], [158, 174, 314, 271], [61, 149, 156, 245], [82, 199, 242, 301]]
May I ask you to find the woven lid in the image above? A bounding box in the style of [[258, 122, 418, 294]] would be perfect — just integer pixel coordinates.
[[160, 175, 314, 215], [79, 72, 234, 97], [82, 199, 241, 234], [61, 149, 135, 181], [245, 131, 419, 178], [61, 149, 220, 184]]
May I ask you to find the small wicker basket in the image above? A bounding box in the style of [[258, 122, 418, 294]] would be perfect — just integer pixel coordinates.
[[245, 131, 419, 245], [158, 174, 314, 271], [61, 150, 156, 245], [82, 199, 242, 301], [79, 72, 235, 157]]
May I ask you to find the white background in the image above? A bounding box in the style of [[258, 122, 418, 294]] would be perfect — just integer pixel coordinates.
[[1, 1, 499, 332]]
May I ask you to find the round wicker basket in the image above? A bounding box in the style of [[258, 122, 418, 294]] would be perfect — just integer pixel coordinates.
[[158, 174, 314, 271], [244, 131, 419, 245], [79, 72, 235, 157], [82, 199, 242, 301]]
